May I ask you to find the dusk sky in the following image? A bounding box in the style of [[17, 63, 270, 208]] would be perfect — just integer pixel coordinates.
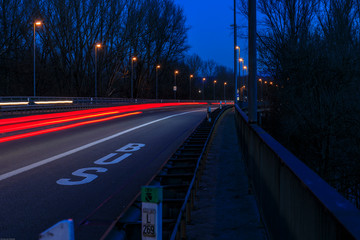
[[175, 0, 248, 70]]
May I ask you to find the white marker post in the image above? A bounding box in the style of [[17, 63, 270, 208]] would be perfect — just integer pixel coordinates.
[[141, 186, 163, 240], [39, 219, 74, 240]]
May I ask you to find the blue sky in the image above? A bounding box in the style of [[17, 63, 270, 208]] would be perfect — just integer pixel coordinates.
[[175, 0, 248, 70]]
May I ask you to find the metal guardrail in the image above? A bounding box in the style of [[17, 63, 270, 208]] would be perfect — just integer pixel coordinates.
[[234, 104, 360, 240], [103, 106, 230, 239], [0, 96, 231, 115]]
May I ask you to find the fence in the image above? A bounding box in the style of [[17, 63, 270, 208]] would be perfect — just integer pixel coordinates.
[[234, 105, 360, 240]]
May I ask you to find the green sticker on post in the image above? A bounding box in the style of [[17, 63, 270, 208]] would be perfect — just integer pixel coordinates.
[[141, 186, 163, 203]]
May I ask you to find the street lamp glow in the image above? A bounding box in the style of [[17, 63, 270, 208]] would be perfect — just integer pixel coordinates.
[[224, 82, 227, 85], [270, 81, 273, 85], [202, 77, 206, 81], [131, 56, 137, 98], [175, 70, 179, 74], [259, 79, 262, 82], [190, 74, 193, 78], [264, 81, 267, 84], [214, 80, 217, 83], [243, 66, 247, 70], [96, 43, 101, 48], [156, 65, 161, 69], [236, 46, 240, 50], [33, 20, 43, 97]]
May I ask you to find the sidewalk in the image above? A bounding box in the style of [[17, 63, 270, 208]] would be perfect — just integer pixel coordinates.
[[186, 108, 267, 240]]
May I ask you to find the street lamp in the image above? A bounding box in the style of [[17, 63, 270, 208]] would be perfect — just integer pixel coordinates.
[[258, 78, 263, 102], [243, 65, 248, 101], [174, 70, 179, 99], [156, 65, 160, 100], [224, 82, 227, 101], [239, 58, 244, 101], [189, 74, 194, 100], [33, 20, 42, 97], [213, 80, 217, 100], [94, 43, 101, 98], [131, 57, 137, 99], [202, 78, 206, 100], [236, 46, 241, 102]]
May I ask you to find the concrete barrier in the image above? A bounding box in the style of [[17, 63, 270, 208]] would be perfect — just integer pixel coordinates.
[[234, 105, 360, 240]]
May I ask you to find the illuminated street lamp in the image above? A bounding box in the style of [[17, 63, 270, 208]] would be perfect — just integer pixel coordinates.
[[236, 46, 241, 102], [94, 43, 102, 97], [202, 78, 206, 100], [239, 58, 244, 101], [156, 65, 160, 100], [33, 20, 42, 97], [258, 78, 263, 101], [131, 57, 137, 99], [174, 70, 179, 99], [224, 82, 227, 100], [189, 74, 194, 99], [213, 80, 217, 100], [243, 65, 248, 101]]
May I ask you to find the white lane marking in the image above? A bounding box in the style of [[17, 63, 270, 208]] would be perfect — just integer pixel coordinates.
[[94, 153, 132, 165], [56, 167, 108, 186], [0, 110, 204, 182]]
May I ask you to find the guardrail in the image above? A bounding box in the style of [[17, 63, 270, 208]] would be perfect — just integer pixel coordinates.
[[234, 105, 360, 240], [0, 96, 232, 115]]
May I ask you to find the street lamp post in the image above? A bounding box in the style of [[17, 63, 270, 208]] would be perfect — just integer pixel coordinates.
[[189, 74, 193, 100], [258, 78, 262, 102], [174, 70, 179, 99], [94, 43, 101, 98], [243, 65, 248, 101], [236, 46, 241, 102], [239, 58, 244, 101], [33, 21, 42, 97], [156, 65, 160, 100], [213, 80, 217, 100], [202, 78, 206, 100], [131, 57, 137, 99], [224, 82, 227, 101]]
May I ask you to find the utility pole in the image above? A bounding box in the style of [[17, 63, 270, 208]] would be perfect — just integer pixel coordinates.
[[248, 0, 257, 123], [234, 0, 238, 105]]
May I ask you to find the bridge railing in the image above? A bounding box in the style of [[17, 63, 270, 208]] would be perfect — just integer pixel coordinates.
[[234, 105, 360, 240]]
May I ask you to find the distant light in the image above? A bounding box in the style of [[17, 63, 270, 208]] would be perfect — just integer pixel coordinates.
[[239, 58, 243, 62], [214, 80, 217, 83], [243, 66, 247, 70], [0, 102, 29, 106], [35, 21, 42, 26], [264, 81, 267, 84], [259, 79, 262, 82], [156, 65, 161, 69], [235, 46, 240, 49], [35, 100, 73, 105], [132, 57, 137, 61], [96, 43, 101, 48], [190, 74, 194, 78], [224, 82, 227, 85], [202, 78, 206, 81], [175, 70, 179, 74], [270, 82, 273, 85]]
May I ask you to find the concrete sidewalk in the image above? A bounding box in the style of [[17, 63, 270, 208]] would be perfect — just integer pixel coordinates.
[[186, 108, 267, 240]]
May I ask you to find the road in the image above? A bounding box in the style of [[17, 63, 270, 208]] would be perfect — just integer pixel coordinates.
[[0, 103, 209, 239]]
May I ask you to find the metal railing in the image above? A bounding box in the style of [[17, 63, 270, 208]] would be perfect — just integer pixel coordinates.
[[234, 105, 360, 240]]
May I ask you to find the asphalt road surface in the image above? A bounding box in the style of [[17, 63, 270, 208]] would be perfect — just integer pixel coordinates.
[[0, 104, 209, 239]]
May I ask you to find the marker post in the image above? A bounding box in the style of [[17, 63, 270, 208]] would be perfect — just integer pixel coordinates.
[[141, 186, 163, 240]]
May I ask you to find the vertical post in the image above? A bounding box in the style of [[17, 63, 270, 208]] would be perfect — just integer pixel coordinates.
[[189, 75, 193, 100], [95, 47, 97, 98], [202, 78, 205, 100], [234, 0, 238, 105], [174, 71, 178, 99], [141, 186, 163, 240], [131, 58, 134, 99], [213, 80, 217, 100], [156, 65, 160, 100], [33, 23, 36, 97], [248, 0, 257, 123]]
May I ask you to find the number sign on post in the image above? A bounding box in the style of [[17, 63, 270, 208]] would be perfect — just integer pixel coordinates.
[[141, 186, 163, 240]]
